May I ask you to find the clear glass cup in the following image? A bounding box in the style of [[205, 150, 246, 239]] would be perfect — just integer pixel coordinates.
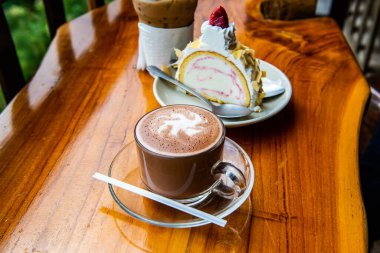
[[108, 136, 254, 227], [134, 105, 246, 206]]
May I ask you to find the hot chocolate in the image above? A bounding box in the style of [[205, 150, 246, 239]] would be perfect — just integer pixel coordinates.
[[135, 105, 223, 156], [134, 105, 225, 200]]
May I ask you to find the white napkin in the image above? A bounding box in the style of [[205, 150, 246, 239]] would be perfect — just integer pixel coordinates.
[[136, 22, 194, 70]]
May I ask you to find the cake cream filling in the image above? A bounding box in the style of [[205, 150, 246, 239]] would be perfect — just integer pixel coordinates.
[[174, 21, 262, 110], [179, 51, 250, 106]]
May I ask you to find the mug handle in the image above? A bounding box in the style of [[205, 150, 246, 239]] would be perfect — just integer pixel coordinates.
[[211, 161, 247, 199]]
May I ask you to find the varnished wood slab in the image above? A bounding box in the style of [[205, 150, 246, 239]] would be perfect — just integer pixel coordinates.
[[245, 0, 317, 20], [0, 0, 368, 252]]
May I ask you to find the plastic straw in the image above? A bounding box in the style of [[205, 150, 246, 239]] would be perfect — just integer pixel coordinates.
[[93, 173, 227, 227]]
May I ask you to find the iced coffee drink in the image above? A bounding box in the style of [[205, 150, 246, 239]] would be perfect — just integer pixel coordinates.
[[133, 0, 198, 69], [133, 0, 198, 28]]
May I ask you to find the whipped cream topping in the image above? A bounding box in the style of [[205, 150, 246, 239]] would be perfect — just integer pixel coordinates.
[[175, 21, 264, 110], [200, 21, 236, 50]]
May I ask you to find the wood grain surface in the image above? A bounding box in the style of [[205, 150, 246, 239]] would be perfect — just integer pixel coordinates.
[[0, 0, 368, 252], [245, 0, 317, 20]]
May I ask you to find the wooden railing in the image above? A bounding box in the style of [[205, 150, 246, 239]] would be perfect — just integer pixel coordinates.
[[0, 3, 24, 103], [344, 0, 380, 73], [42, 0, 66, 38], [0, 0, 105, 103]]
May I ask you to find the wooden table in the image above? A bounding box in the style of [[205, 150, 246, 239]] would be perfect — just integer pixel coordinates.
[[0, 0, 369, 252]]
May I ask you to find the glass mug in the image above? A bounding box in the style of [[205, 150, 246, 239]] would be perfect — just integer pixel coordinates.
[[134, 105, 246, 206]]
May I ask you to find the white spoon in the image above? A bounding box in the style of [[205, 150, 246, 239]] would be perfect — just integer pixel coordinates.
[[262, 78, 285, 98], [93, 173, 227, 227], [148, 66, 285, 118]]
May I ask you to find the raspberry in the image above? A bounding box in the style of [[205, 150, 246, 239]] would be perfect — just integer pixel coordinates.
[[209, 6, 229, 29]]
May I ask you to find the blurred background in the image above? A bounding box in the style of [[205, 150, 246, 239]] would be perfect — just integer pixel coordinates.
[[0, 0, 111, 110]]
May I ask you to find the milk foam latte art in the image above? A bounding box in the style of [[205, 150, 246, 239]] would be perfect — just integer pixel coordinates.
[[157, 111, 205, 137], [135, 105, 223, 156], [134, 105, 225, 200]]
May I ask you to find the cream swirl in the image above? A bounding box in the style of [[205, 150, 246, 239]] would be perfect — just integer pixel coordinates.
[[156, 112, 207, 137], [135, 105, 223, 156], [175, 21, 254, 104], [174, 21, 264, 110]]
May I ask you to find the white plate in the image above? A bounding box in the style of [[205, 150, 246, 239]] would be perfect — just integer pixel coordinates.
[[153, 60, 292, 128]]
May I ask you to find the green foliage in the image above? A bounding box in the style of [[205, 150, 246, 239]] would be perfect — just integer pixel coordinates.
[[0, 87, 6, 110], [0, 0, 91, 111], [3, 0, 91, 82], [63, 0, 88, 21], [3, 0, 50, 82]]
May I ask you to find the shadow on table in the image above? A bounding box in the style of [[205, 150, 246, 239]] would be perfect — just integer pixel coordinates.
[[100, 195, 253, 252]]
